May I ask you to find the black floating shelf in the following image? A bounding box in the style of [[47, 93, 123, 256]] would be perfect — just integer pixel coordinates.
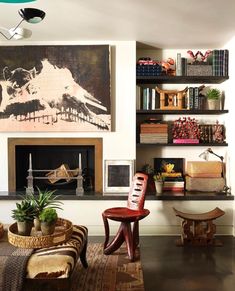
[[137, 109, 229, 115], [137, 143, 228, 147], [136, 75, 229, 84]]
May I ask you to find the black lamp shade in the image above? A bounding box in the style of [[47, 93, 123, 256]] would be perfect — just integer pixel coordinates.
[[18, 8, 46, 24]]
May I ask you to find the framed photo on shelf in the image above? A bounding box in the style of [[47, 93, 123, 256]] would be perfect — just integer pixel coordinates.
[[104, 160, 134, 194]]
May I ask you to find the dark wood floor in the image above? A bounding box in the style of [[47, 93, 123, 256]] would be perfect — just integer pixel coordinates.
[[90, 235, 235, 291]]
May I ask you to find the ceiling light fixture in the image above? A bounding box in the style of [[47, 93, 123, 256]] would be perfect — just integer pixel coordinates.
[[0, 8, 46, 40], [0, 1, 36, 3]]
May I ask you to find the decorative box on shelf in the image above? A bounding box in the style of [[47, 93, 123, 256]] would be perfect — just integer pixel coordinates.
[[187, 63, 212, 76], [173, 139, 199, 144]]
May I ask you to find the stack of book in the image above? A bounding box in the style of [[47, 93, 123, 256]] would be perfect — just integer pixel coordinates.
[[187, 86, 206, 110], [140, 123, 168, 144], [136, 64, 162, 76], [163, 175, 185, 192]]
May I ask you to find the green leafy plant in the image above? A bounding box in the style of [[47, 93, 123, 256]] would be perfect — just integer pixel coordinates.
[[26, 187, 63, 216], [206, 88, 221, 100], [141, 164, 154, 175], [39, 208, 58, 224], [153, 173, 164, 182], [12, 199, 37, 222]]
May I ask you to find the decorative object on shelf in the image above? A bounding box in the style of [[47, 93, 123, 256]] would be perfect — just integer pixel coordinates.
[[172, 117, 200, 143], [187, 50, 212, 63], [206, 88, 221, 110], [104, 160, 134, 194], [39, 208, 58, 235], [187, 50, 212, 76], [212, 121, 225, 143], [136, 57, 162, 76], [156, 86, 188, 110], [198, 148, 230, 194], [161, 58, 175, 76], [154, 158, 184, 192], [153, 173, 164, 195], [0, 8, 45, 40]]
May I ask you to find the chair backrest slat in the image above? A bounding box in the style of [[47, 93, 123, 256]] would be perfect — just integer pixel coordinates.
[[127, 173, 148, 210]]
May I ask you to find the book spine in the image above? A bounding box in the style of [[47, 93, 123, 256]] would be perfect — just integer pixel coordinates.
[[176, 53, 182, 76], [188, 87, 194, 109], [218, 50, 224, 76], [151, 88, 156, 110], [181, 57, 187, 76], [212, 50, 220, 76], [194, 87, 199, 110], [223, 49, 229, 76], [136, 85, 141, 110]]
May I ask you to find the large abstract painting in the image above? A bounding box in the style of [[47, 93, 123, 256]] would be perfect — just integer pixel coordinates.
[[0, 45, 111, 131]]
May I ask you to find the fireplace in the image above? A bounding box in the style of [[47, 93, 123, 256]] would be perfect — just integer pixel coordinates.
[[8, 138, 103, 194]]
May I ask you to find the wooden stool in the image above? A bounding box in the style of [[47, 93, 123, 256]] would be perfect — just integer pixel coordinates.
[[173, 207, 225, 246]]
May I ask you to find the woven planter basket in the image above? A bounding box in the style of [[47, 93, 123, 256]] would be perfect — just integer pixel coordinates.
[[8, 218, 73, 249]]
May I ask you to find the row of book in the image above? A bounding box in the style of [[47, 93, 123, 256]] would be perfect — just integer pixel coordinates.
[[136, 86, 160, 110], [136, 64, 162, 76], [137, 86, 207, 110], [212, 49, 229, 76], [188, 86, 206, 110], [140, 123, 168, 144]]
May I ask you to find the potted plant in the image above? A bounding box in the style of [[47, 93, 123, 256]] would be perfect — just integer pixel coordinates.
[[26, 187, 63, 231], [153, 173, 164, 195], [11, 199, 37, 236], [39, 208, 58, 235], [206, 88, 221, 110]]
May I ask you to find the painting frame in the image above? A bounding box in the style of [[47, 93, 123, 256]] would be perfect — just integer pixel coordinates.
[[0, 45, 111, 132], [104, 160, 134, 194]]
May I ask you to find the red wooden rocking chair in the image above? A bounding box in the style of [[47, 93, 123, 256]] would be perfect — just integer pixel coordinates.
[[102, 173, 149, 261]]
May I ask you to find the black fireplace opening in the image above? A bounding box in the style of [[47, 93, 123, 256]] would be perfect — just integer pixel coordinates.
[[15, 145, 94, 193]]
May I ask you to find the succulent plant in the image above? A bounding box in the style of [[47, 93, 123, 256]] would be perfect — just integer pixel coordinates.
[[26, 187, 63, 216], [206, 88, 221, 100], [12, 199, 37, 222], [39, 208, 58, 224]]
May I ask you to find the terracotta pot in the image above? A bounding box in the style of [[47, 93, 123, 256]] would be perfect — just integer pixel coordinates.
[[41, 221, 56, 235], [17, 221, 33, 236]]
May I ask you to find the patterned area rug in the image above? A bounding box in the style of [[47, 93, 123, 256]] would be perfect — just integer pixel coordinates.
[[71, 243, 145, 291]]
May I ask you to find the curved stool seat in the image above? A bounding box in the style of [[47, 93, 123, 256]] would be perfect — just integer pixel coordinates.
[[173, 207, 225, 246], [102, 173, 149, 261]]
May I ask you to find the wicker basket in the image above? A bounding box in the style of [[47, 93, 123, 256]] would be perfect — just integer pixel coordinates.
[[8, 218, 73, 249]]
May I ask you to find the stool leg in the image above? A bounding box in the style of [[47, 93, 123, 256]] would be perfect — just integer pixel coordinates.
[[133, 221, 139, 256], [102, 214, 110, 249], [122, 222, 135, 261], [103, 223, 125, 255]]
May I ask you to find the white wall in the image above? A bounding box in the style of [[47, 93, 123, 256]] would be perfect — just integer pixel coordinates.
[[0, 41, 234, 236], [0, 40, 137, 192]]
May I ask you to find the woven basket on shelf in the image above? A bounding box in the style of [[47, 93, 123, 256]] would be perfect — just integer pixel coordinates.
[[8, 218, 73, 249]]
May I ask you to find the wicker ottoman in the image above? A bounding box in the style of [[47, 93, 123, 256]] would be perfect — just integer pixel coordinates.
[[24, 225, 88, 291]]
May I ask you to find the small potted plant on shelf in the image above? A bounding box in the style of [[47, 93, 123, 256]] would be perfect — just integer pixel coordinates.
[[206, 88, 221, 110], [26, 187, 63, 231], [11, 199, 37, 236], [39, 207, 58, 235], [153, 173, 164, 195]]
